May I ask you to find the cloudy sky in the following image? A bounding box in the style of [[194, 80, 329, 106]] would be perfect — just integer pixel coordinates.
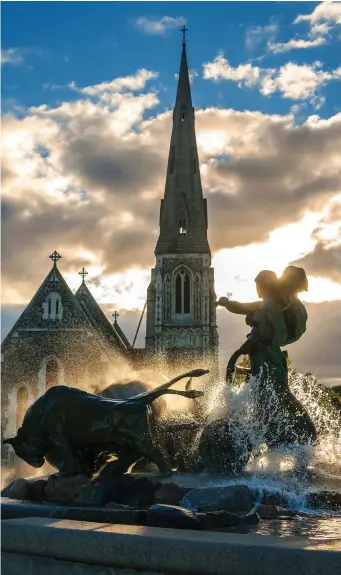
[[2, 1, 341, 383]]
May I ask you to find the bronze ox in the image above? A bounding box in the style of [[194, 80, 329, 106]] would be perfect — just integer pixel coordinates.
[[3, 369, 208, 477]]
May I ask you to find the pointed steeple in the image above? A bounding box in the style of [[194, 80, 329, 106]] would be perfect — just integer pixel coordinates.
[[155, 33, 210, 257], [175, 39, 192, 113]]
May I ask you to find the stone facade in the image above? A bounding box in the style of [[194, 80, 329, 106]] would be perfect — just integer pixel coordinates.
[[1, 259, 130, 465]]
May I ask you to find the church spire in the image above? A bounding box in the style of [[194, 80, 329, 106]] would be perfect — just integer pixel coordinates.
[[175, 26, 192, 112], [155, 31, 210, 257]]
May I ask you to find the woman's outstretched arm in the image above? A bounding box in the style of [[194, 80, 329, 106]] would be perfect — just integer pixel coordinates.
[[216, 298, 260, 315]]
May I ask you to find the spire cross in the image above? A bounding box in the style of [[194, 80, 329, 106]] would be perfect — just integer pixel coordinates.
[[49, 250, 62, 266], [112, 311, 119, 322], [180, 25, 188, 45], [79, 267, 88, 283]]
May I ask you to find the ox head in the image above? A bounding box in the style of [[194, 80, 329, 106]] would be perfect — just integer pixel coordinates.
[[3, 434, 45, 468]]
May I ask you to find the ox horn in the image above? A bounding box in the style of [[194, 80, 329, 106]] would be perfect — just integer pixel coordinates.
[[3, 437, 16, 445]]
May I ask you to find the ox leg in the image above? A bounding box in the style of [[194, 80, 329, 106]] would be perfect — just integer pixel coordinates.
[[47, 420, 79, 477], [136, 419, 172, 476]]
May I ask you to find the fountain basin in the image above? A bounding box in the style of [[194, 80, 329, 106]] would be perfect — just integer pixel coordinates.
[[2, 516, 341, 575]]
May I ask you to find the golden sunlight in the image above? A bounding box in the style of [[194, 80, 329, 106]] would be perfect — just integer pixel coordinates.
[[213, 211, 341, 302], [197, 131, 228, 154]]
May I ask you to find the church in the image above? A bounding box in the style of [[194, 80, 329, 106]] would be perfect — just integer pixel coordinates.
[[1, 35, 219, 464]]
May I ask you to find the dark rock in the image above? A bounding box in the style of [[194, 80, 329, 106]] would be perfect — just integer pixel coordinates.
[[45, 474, 58, 493], [239, 511, 260, 525], [8, 478, 31, 500], [94, 474, 160, 507], [74, 482, 96, 505], [147, 504, 202, 530], [29, 479, 47, 501], [307, 491, 341, 510], [182, 485, 256, 513], [1, 482, 13, 498], [260, 490, 288, 507], [204, 510, 240, 530], [256, 504, 297, 519], [205, 509, 260, 530], [154, 482, 189, 506], [45, 474, 91, 505]]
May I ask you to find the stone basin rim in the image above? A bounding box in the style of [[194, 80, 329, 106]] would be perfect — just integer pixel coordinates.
[[2, 517, 341, 575]]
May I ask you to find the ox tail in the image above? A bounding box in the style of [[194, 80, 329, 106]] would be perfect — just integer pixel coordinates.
[[141, 388, 204, 404], [129, 369, 209, 405]]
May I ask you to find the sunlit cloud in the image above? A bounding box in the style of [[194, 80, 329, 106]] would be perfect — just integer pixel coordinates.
[[1, 47, 25, 66], [2, 65, 340, 318], [203, 54, 341, 102], [135, 16, 186, 36]]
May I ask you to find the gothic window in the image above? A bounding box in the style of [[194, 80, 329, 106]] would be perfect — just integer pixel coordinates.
[[181, 106, 186, 122], [45, 358, 60, 389], [43, 292, 63, 320], [175, 275, 182, 313], [175, 270, 191, 314], [16, 386, 29, 429], [179, 218, 187, 235]]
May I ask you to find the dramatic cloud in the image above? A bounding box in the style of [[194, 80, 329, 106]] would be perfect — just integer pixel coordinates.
[[69, 69, 158, 95], [295, 1, 341, 36], [203, 54, 341, 101], [1, 47, 25, 66], [293, 242, 341, 283], [271, 2, 341, 55], [268, 37, 326, 54], [292, 198, 341, 283], [2, 68, 341, 316], [135, 16, 186, 36]]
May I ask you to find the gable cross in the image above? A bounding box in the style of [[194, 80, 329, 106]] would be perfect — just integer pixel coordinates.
[[180, 25, 188, 45], [112, 311, 119, 323], [79, 267, 88, 283], [49, 250, 62, 267]]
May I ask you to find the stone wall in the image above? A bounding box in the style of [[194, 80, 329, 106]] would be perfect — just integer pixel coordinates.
[[2, 516, 341, 575]]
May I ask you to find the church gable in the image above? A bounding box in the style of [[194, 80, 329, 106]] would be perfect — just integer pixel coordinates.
[[2, 252, 92, 346], [75, 279, 129, 352]]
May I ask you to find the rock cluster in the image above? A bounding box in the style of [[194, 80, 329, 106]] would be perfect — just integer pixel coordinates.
[[1, 474, 260, 531], [2, 474, 340, 531]]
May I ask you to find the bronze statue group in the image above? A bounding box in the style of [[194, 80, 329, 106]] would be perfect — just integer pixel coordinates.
[[216, 265, 317, 448], [4, 265, 318, 479]]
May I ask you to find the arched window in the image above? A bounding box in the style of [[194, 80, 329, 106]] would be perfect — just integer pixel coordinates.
[[42, 292, 63, 320], [46, 358, 60, 389], [179, 218, 187, 235], [16, 387, 29, 430], [175, 270, 191, 314]]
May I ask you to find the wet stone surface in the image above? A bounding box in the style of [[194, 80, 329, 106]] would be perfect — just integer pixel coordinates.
[[1, 473, 341, 537], [181, 484, 256, 513]]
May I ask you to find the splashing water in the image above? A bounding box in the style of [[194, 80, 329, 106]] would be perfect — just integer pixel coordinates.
[[200, 368, 341, 515]]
